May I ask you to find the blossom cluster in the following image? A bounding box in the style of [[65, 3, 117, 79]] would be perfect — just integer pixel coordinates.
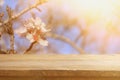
[[15, 17, 50, 46]]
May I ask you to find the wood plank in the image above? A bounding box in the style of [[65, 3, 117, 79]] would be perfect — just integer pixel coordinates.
[[0, 54, 120, 80], [0, 54, 120, 70]]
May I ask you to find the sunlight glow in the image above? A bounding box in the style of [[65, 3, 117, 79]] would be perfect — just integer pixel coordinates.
[[68, 0, 117, 19], [64, 0, 120, 34], [50, 0, 120, 35]]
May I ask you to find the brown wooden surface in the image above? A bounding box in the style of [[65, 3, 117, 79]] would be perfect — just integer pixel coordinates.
[[0, 54, 120, 80]]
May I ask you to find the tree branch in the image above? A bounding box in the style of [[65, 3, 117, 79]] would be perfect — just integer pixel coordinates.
[[24, 41, 37, 54], [0, 0, 46, 27], [46, 33, 85, 54], [0, 0, 47, 54]]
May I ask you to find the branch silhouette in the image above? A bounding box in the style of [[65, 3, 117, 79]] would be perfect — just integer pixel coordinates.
[[46, 33, 85, 54]]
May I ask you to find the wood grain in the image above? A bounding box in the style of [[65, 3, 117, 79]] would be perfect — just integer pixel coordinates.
[[0, 54, 120, 80]]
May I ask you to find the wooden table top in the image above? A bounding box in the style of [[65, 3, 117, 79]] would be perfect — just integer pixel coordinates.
[[0, 54, 120, 80]]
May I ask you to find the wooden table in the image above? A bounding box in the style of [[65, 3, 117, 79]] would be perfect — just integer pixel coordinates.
[[0, 54, 120, 80]]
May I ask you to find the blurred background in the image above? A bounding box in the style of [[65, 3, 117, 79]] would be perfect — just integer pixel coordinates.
[[1, 0, 120, 54]]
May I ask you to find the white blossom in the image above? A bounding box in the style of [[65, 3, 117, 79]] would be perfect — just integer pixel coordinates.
[[26, 33, 34, 43], [15, 17, 50, 46], [38, 39, 48, 46], [40, 23, 51, 32]]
